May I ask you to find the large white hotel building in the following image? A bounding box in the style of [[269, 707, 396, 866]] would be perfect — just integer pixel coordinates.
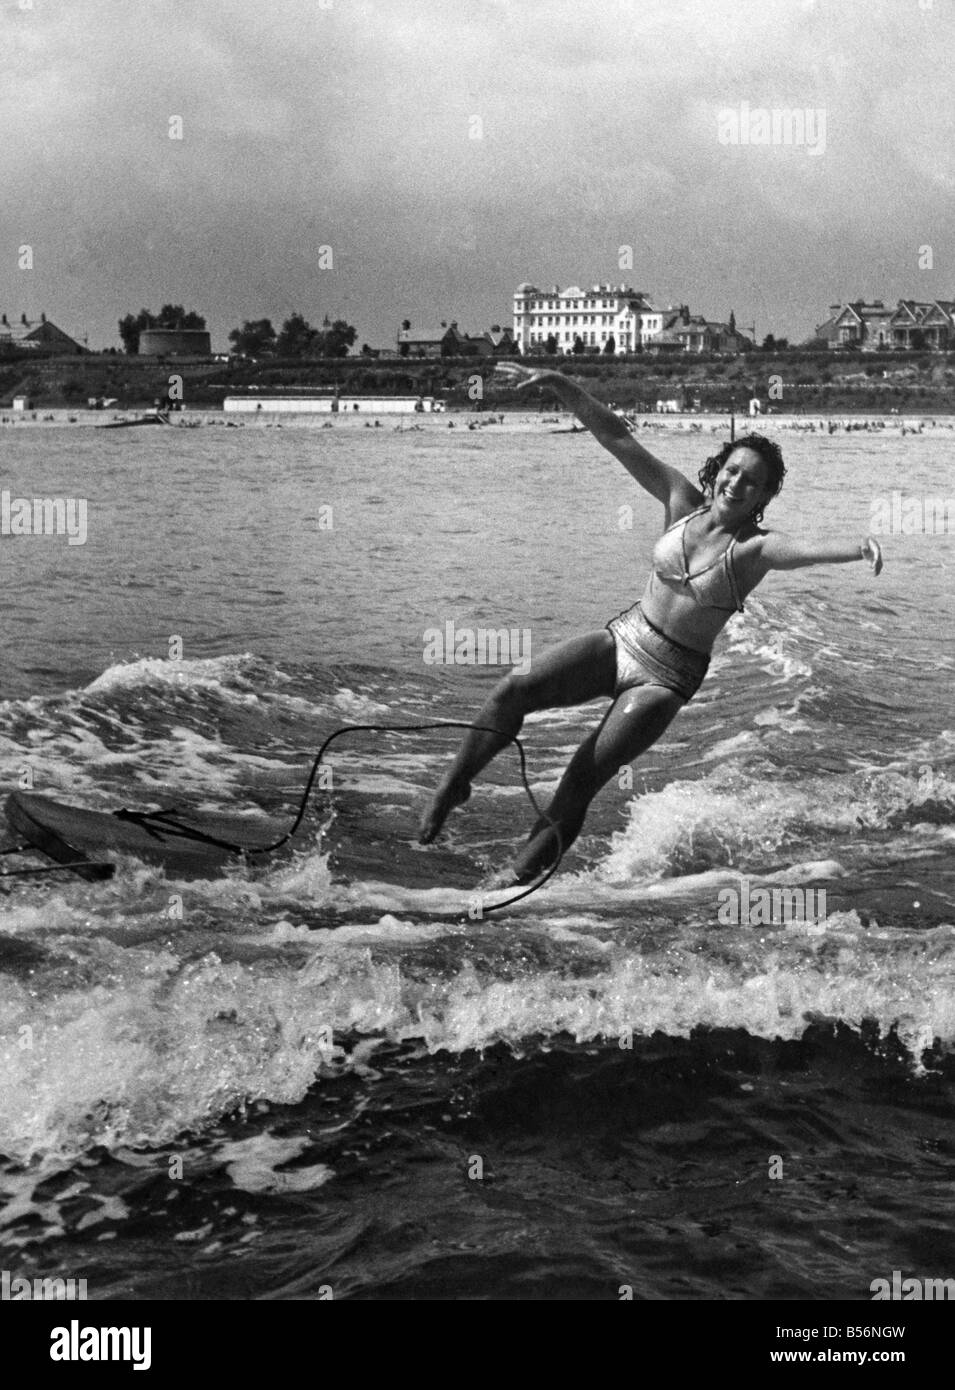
[[512, 283, 665, 355]]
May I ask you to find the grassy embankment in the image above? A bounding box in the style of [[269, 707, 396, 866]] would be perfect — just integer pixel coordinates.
[[2, 350, 954, 413]]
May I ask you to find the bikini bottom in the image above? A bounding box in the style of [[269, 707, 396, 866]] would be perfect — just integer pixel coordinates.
[[605, 602, 710, 702]]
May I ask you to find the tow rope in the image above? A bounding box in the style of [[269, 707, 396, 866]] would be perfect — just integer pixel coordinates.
[[6, 723, 565, 913]]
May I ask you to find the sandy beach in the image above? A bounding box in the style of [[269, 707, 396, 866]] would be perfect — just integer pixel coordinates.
[[3, 406, 955, 435]]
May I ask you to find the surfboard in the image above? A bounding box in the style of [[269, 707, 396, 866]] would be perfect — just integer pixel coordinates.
[[4, 791, 294, 880]]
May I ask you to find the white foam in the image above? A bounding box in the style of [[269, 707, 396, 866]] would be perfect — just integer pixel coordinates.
[[220, 1135, 334, 1193]]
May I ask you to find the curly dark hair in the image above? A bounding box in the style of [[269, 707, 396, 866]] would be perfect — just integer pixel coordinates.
[[697, 433, 787, 525]]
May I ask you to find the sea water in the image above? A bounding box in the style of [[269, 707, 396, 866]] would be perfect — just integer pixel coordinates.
[[0, 420, 952, 1299]]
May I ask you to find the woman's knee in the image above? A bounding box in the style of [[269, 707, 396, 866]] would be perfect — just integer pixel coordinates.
[[492, 669, 536, 717], [554, 733, 620, 807]]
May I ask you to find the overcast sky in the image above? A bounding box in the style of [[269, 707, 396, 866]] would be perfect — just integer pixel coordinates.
[[2, 0, 953, 350]]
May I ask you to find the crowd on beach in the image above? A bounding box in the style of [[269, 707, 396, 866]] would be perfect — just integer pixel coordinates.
[[627, 415, 947, 435], [1, 408, 953, 434]]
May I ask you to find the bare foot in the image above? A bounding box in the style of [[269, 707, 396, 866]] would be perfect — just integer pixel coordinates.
[[497, 831, 562, 887], [418, 777, 471, 843]]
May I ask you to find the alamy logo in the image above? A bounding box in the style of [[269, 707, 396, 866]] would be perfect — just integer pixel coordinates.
[[49, 1320, 151, 1370], [871, 1271, 955, 1300], [717, 876, 827, 925], [1, 489, 87, 545], [423, 621, 531, 673], [870, 491, 953, 534], [718, 102, 827, 156], [2, 1268, 87, 1300]]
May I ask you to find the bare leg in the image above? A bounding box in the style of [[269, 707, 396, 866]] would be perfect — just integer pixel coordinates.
[[502, 684, 686, 884], [419, 630, 616, 842]]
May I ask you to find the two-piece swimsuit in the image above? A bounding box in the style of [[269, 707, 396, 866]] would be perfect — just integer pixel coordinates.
[[606, 505, 745, 702]]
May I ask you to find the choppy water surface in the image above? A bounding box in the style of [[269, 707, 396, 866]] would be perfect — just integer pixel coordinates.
[[0, 421, 953, 1299]]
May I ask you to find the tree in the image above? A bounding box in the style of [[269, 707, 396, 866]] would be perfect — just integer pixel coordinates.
[[572, 335, 586, 355], [762, 334, 777, 352], [155, 304, 205, 331], [317, 317, 357, 358], [119, 310, 151, 354], [276, 312, 320, 357], [603, 335, 616, 355], [544, 333, 559, 355], [229, 319, 277, 357], [729, 310, 737, 335], [118, 304, 207, 354], [910, 328, 926, 351]]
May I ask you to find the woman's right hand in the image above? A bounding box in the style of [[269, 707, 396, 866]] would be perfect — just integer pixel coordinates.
[[494, 362, 558, 393], [861, 536, 883, 576]]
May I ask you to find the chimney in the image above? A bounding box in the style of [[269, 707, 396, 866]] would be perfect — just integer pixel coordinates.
[[40, 311, 46, 323]]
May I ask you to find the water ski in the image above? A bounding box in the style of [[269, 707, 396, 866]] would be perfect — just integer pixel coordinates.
[[4, 791, 295, 880]]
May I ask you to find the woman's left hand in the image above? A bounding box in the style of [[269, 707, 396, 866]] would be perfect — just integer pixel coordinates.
[[493, 362, 557, 393], [861, 536, 883, 576]]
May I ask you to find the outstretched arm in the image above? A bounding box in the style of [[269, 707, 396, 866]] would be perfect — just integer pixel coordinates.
[[759, 533, 883, 575], [495, 362, 701, 517]]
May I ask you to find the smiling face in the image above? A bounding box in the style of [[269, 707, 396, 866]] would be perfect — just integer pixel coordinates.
[[713, 446, 771, 521]]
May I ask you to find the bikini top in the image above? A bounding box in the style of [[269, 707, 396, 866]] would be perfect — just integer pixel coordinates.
[[650, 505, 745, 614]]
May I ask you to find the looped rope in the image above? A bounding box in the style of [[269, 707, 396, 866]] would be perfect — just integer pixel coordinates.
[[282, 723, 565, 914], [4, 724, 565, 911]]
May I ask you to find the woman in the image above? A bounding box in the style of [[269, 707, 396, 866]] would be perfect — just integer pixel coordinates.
[[419, 362, 883, 886]]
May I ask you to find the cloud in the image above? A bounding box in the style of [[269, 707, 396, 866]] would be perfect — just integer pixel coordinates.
[[0, 0, 952, 347]]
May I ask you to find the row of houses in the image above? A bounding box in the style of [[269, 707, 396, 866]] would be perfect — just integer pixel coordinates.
[[390, 320, 517, 358], [9, 295, 955, 362], [511, 283, 749, 355], [812, 299, 955, 352], [392, 290, 750, 359]]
